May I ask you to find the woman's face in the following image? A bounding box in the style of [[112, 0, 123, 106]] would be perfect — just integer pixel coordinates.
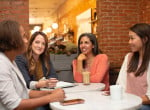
[[31, 34, 46, 56], [128, 31, 144, 53], [79, 36, 94, 55]]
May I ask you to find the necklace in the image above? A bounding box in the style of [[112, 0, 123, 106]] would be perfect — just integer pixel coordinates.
[[85, 55, 95, 69], [85, 59, 93, 68]]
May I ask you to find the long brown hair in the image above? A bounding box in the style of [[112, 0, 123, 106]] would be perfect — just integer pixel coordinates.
[[127, 23, 150, 76], [25, 31, 50, 76]]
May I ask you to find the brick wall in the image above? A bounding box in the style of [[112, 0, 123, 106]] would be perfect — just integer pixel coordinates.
[[0, 0, 29, 34], [1, 0, 149, 69], [97, 0, 141, 68], [140, 0, 150, 23]]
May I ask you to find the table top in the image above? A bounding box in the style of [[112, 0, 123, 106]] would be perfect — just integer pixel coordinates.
[[63, 83, 105, 94], [50, 83, 142, 110], [41, 82, 105, 92]]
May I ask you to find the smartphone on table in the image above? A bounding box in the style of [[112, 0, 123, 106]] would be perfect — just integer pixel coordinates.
[[60, 98, 85, 106]]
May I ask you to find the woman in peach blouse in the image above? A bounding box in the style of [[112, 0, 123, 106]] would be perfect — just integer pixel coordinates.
[[72, 33, 109, 91]]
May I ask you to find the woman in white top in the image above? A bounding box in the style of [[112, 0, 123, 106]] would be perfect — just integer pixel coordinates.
[[117, 23, 150, 110], [0, 20, 65, 110]]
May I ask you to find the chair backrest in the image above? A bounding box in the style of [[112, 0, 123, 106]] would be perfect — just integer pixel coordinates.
[[109, 67, 120, 85], [50, 54, 77, 82]]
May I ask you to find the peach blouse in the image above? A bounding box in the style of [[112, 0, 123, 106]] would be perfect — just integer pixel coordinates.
[[72, 54, 109, 91]]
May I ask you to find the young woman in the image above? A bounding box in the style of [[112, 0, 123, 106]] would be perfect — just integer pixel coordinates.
[[15, 31, 58, 90], [72, 33, 109, 91], [0, 20, 65, 110], [117, 23, 150, 110]]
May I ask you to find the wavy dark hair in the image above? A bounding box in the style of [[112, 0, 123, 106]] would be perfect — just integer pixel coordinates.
[[25, 31, 50, 76], [127, 23, 150, 76], [77, 33, 101, 56], [0, 20, 24, 52]]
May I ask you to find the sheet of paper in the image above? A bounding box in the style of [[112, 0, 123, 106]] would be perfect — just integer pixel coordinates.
[[55, 81, 76, 88]]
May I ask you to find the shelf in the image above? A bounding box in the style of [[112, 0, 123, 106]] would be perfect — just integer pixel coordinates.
[[89, 19, 97, 23]]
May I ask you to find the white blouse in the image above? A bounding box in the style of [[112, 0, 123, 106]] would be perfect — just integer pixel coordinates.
[[116, 53, 150, 99]]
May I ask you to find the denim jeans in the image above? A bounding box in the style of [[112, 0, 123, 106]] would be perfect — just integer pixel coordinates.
[[35, 104, 51, 110]]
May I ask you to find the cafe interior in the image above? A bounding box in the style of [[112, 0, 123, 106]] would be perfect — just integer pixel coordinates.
[[28, 0, 150, 84], [1, 0, 150, 109], [0, 0, 150, 84]]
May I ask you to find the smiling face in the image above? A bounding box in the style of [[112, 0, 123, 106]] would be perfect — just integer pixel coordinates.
[[128, 31, 144, 53], [31, 34, 46, 57], [79, 36, 94, 55]]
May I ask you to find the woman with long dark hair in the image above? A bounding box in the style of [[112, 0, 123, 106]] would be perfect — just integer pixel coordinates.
[[117, 23, 150, 110], [72, 33, 109, 91]]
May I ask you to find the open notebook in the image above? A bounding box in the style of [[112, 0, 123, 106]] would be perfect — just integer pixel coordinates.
[[40, 81, 76, 91], [54, 81, 76, 89]]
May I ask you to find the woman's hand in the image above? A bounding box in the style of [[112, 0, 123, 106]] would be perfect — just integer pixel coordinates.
[[141, 95, 150, 104], [47, 78, 58, 88], [77, 53, 87, 61], [36, 78, 58, 88], [76, 53, 87, 73], [50, 88, 66, 102], [36, 80, 49, 88]]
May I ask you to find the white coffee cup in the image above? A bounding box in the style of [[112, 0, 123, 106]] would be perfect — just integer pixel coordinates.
[[110, 85, 123, 100]]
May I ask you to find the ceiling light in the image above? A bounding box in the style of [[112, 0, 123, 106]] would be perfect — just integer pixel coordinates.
[[33, 26, 41, 31], [52, 23, 58, 29]]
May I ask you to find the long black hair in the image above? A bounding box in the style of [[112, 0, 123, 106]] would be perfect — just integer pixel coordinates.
[[77, 33, 101, 68], [127, 23, 150, 76]]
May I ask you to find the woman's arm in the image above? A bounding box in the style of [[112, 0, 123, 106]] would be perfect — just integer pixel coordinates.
[[72, 60, 83, 82], [29, 89, 59, 98], [14, 88, 65, 110], [76, 54, 86, 73], [141, 95, 150, 104], [116, 53, 129, 91], [145, 61, 150, 101], [72, 54, 87, 82]]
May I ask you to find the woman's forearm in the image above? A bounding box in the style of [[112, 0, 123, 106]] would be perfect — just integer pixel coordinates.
[[29, 90, 52, 98], [15, 89, 65, 110], [76, 60, 83, 73], [14, 94, 55, 110]]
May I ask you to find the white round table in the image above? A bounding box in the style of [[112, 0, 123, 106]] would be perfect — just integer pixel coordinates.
[[50, 83, 142, 110], [63, 83, 105, 94]]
